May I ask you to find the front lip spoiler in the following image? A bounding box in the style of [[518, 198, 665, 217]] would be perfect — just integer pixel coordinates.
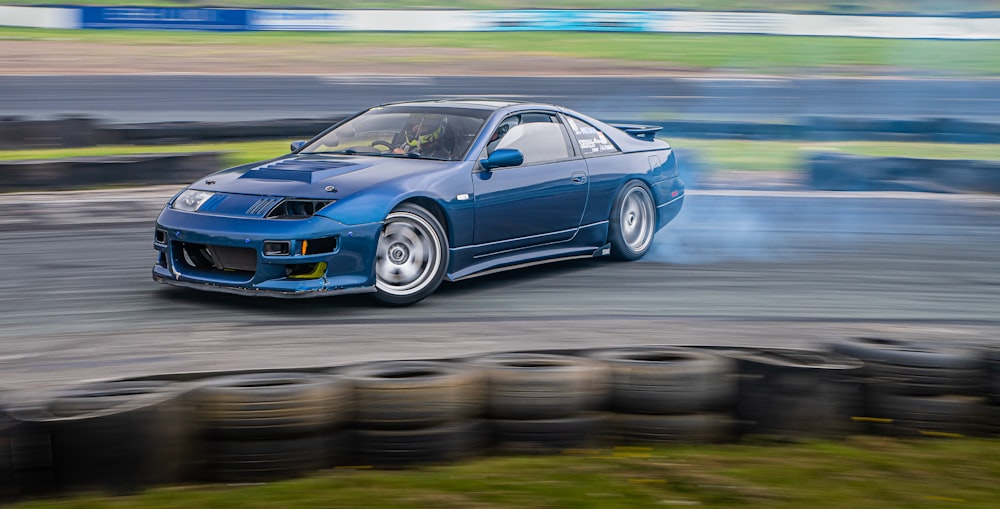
[[153, 275, 376, 299]]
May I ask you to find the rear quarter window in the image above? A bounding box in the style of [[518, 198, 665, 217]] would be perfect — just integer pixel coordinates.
[[566, 116, 619, 156]]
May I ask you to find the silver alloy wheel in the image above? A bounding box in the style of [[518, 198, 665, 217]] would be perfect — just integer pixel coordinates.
[[375, 211, 443, 296], [618, 186, 655, 254]]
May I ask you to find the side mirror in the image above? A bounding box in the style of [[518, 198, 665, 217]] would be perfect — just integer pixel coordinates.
[[480, 148, 524, 170], [290, 140, 307, 152]]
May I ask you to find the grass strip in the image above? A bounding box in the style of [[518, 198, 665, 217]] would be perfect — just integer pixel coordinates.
[[3, 28, 1000, 76], [6, 437, 1000, 509]]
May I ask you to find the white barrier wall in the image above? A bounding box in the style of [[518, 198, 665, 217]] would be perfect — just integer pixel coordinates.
[[0, 6, 78, 29]]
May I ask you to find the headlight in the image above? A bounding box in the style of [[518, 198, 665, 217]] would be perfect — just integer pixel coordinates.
[[172, 190, 216, 211]]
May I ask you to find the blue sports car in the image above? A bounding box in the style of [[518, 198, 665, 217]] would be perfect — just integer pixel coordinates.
[[152, 100, 684, 305]]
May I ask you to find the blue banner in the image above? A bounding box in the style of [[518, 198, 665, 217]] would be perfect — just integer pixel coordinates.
[[81, 7, 249, 31], [488, 10, 653, 32]]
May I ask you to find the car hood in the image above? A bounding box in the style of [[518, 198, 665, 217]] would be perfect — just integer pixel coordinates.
[[189, 154, 452, 199]]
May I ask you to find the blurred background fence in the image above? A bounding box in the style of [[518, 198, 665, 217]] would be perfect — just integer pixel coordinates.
[[3, 6, 1000, 38]]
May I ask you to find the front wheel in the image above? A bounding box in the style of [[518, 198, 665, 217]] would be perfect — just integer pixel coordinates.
[[373, 203, 448, 306], [608, 181, 656, 261]]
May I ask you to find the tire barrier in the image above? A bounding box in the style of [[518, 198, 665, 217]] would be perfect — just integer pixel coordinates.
[[187, 372, 350, 482], [1, 341, 997, 500], [714, 348, 865, 440], [351, 420, 488, 468], [0, 116, 114, 150], [831, 337, 989, 437], [468, 352, 609, 420], [5, 380, 189, 496], [584, 346, 737, 415], [0, 403, 14, 503], [584, 346, 738, 445], [465, 352, 610, 452], [0, 152, 225, 191], [807, 152, 1000, 193], [338, 360, 485, 467], [490, 414, 606, 453], [0, 116, 343, 149], [605, 412, 734, 444]]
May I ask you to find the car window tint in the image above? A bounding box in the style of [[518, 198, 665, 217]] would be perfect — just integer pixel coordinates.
[[495, 122, 572, 165], [566, 116, 620, 156]]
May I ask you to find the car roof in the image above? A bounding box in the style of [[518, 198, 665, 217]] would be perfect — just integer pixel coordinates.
[[378, 98, 530, 111]]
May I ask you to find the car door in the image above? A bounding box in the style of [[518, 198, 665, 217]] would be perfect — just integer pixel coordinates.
[[472, 112, 589, 251]]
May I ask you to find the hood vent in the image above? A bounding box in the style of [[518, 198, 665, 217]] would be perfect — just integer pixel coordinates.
[[240, 157, 354, 183]]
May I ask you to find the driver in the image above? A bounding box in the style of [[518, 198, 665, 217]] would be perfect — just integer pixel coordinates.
[[393, 115, 451, 159]]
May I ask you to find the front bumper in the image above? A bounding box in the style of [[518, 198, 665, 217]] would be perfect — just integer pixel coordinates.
[[152, 207, 382, 298]]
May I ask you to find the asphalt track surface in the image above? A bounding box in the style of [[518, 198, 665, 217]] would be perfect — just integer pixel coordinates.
[[3, 75, 1000, 123], [1, 187, 998, 402]]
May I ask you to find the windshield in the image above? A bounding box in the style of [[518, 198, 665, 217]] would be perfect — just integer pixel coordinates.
[[300, 106, 491, 161]]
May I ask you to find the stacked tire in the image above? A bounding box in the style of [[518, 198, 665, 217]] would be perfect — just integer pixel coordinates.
[[339, 361, 486, 468], [188, 372, 350, 482], [1, 401, 13, 503], [982, 346, 1000, 435], [467, 353, 610, 453], [832, 337, 989, 437], [6, 380, 188, 495], [587, 347, 737, 444], [714, 348, 865, 440]]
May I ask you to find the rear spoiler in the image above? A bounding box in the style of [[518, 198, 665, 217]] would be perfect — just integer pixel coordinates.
[[609, 123, 662, 141]]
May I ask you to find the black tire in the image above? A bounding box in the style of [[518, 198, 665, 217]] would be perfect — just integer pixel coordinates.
[[189, 372, 350, 440], [47, 380, 183, 417], [982, 346, 1000, 404], [865, 391, 990, 437], [586, 346, 737, 414], [373, 203, 449, 306], [8, 381, 189, 494], [490, 414, 606, 453], [830, 337, 986, 396], [606, 413, 734, 444], [341, 361, 485, 430], [0, 405, 14, 502], [718, 348, 865, 439], [467, 353, 610, 420], [352, 420, 487, 468], [831, 337, 983, 369], [608, 180, 656, 261], [200, 434, 329, 482]]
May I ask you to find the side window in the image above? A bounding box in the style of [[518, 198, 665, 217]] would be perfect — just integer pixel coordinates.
[[488, 113, 574, 166], [566, 116, 620, 156]]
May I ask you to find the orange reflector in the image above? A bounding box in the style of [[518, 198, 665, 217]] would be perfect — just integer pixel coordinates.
[[301, 240, 308, 255]]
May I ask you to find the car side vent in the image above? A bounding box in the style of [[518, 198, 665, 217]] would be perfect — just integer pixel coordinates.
[[265, 199, 334, 219]]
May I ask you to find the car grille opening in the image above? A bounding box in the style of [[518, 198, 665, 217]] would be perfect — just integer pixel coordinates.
[[265, 199, 333, 219], [303, 236, 338, 255], [176, 242, 257, 275]]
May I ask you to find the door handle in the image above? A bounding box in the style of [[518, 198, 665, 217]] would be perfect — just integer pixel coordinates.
[[571, 172, 588, 185]]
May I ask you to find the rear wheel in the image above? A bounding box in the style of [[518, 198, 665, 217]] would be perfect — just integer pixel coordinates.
[[608, 181, 655, 260], [374, 203, 448, 306]]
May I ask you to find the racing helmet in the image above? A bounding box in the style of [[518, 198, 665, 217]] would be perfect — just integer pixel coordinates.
[[404, 115, 447, 148]]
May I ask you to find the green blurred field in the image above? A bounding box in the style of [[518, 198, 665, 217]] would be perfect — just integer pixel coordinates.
[[3, 27, 1000, 77]]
